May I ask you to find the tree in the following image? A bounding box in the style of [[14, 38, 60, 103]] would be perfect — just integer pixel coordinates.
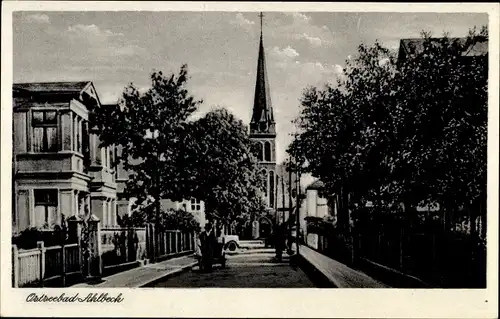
[[182, 108, 266, 223], [289, 27, 488, 234], [93, 65, 202, 226], [391, 28, 488, 232]]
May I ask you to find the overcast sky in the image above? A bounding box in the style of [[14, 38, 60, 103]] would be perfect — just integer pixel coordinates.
[[13, 11, 487, 183]]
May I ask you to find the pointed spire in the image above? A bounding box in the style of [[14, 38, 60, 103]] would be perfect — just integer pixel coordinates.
[[250, 12, 275, 135]]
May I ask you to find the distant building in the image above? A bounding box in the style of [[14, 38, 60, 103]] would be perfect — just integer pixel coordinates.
[[249, 16, 277, 211], [305, 180, 331, 219], [245, 14, 277, 239], [12, 81, 118, 234], [160, 198, 206, 229], [397, 37, 488, 64]]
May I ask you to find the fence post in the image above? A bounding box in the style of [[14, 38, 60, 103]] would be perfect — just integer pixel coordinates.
[[432, 234, 437, 271], [123, 229, 129, 262], [146, 224, 152, 260], [181, 233, 184, 252], [37, 241, 45, 287], [399, 229, 404, 269], [61, 244, 66, 287], [12, 245, 19, 288], [67, 216, 84, 277], [163, 232, 170, 255], [169, 232, 173, 254], [178, 232, 181, 252], [378, 232, 382, 261]]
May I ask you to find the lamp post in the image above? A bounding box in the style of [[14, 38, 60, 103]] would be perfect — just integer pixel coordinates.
[[295, 162, 302, 255]]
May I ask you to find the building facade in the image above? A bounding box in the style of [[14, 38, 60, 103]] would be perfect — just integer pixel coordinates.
[[12, 81, 118, 234]]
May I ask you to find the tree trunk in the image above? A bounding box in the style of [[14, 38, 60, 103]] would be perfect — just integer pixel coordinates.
[[340, 181, 350, 232], [153, 195, 161, 262]]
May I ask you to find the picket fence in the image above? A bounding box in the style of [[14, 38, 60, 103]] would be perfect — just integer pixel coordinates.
[[12, 242, 80, 287], [13, 227, 195, 288]]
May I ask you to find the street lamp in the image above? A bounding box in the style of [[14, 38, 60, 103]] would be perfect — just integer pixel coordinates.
[[286, 157, 302, 255]]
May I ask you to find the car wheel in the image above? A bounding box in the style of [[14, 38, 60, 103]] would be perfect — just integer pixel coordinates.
[[226, 241, 237, 252]]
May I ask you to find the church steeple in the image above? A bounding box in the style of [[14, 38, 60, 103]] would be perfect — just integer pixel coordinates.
[[250, 12, 275, 136]]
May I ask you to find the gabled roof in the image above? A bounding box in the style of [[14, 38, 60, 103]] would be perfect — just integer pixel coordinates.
[[13, 81, 92, 93], [398, 37, 488, 61], [13, 81, 101, 110]]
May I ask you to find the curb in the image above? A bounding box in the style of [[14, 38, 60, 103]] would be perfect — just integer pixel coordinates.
[[139, 261, 198, 287], [296, 253, 337, 288]]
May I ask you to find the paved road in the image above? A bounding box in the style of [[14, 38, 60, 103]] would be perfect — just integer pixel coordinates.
[[151, 249, 316, 288]]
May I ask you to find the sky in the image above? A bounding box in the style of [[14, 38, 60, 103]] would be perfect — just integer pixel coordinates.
[[13, 11, 488, 185]]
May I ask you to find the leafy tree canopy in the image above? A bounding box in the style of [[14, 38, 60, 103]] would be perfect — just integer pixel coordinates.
[[289, 27, 488, 228], [93, 65, 202, 209], [182, 108, 267, 223]]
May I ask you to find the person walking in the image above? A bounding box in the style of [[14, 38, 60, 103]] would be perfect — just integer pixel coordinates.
[[274, 222, 286, 262], [199, 222, 216, 272]]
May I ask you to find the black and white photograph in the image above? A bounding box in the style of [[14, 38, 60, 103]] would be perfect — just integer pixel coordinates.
[[1, 2, 499, 318]]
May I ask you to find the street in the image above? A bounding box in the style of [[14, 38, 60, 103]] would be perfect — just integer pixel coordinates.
[[151, 249, 316, 288]]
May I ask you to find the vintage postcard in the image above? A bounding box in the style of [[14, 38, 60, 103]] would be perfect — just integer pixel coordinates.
[[1, 1, 499, 318]]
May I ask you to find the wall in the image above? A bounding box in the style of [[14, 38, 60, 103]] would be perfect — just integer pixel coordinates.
[[307, 189, 318, 217]]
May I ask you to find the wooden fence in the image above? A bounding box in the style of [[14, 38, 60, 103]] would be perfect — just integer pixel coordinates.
[[145, 224, 195, 262], [305, 225, 486, 288], [156, 230, 195, 261], [13, 241, 81, 288], [13, 224, 196, 287], [100, 227, 148, 275]]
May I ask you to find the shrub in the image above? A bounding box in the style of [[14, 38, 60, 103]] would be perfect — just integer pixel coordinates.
[[12, 225, 71, 250]]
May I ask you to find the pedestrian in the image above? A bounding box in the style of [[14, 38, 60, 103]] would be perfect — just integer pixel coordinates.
[[199, 222, 216, 272], [274, 222, 285, 262]]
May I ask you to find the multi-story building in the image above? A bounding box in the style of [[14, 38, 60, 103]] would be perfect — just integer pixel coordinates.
[[160, 198, 206, 229], [12, 81, 118, 234]]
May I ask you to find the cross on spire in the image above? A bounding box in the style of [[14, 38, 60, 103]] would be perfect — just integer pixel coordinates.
[[259, 12, 264, 35]]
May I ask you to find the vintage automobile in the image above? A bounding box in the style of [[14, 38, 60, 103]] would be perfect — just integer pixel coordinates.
[[223, 234, 240, 252]]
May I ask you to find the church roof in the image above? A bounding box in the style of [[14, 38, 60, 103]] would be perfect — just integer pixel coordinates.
[[250, 26, 275, 134]]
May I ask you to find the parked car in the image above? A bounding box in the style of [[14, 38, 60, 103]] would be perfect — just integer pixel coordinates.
[[222, 234, 240, 252]]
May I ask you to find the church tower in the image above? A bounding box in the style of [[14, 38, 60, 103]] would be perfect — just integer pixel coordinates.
[[250, 13, 277, 209]]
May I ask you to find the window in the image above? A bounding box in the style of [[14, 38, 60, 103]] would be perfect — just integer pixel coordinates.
[[73, 115, 83, 153], [262, 169, 268, 197], [269, 171, 275, 208], [257, 142, 263, 161], [32, 111, 58, 152], [103, 200, 108, 226], [190, 198, 201, 211], [34, 189, 58, 228], [264, 141, 271, 162]]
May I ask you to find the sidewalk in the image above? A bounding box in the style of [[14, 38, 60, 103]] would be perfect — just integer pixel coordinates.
[[298, 245, 389, 288], [72, 255, 198, 288]]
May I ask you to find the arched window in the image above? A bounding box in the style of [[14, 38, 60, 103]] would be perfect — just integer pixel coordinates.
[[257, 142, 263, 161], [269, 171, 275, 208], [264, 141, 271, 162], [262, 169, 268, 196]]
